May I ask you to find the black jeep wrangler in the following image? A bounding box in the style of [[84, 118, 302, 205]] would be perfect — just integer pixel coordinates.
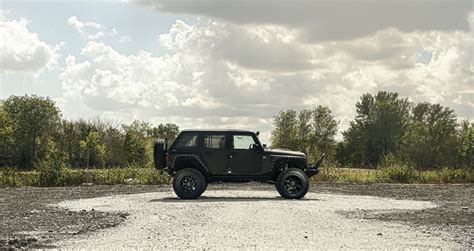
[[154, 129, 324, 199]]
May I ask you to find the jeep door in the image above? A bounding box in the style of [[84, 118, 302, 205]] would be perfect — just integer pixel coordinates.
[[229, 133, 262, 174], [201, 133, 230, 174]]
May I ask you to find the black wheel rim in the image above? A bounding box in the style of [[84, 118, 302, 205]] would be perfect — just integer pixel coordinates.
[[180, 176, 197, 193], [284, 175, 302, 194]]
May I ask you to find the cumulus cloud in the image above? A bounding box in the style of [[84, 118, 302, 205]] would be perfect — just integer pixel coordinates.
[[0, 18, 60, 74], [159, 20, 317, 72], [67, 16, 131, 42], [68, 16, 106, 40], [134, 0, 471, 42], [59, 15, 473, 143]]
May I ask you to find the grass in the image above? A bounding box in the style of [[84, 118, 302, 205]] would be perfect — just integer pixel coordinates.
[[0, 165, 472, 187], [313, 166, 378, 183], [0, 167, 171, 187], [313, 164, 474, 184]]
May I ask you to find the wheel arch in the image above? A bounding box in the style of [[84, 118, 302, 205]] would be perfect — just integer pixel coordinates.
[[172, 156, 208, 177], [271, 157, 307, 179]]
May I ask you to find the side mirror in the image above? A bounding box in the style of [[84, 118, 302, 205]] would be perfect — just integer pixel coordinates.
[[251, 144, 263, 152], [255, 131, 260, 136], [262, 144, 267, 149]]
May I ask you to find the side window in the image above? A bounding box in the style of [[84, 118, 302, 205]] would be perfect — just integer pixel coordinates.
[[175, 133, 198, 148], [233, 135, 256, 150], [204, 134, 226, 149]]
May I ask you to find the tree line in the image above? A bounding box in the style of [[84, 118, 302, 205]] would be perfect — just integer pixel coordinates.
[[1, 92, 473, 170], [0, 95, 179, 169], [271, 91, 473, 169]]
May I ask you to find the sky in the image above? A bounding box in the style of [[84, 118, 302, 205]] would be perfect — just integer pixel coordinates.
[[0, 0, 473, 144]]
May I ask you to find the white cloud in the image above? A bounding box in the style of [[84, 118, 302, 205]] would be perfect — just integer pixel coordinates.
[[60, 13, 473, 142], [67, 16, 105, 40], [0, 18, 60, 74], [0, 9, 10, 21], [67, 16, 131, 42]]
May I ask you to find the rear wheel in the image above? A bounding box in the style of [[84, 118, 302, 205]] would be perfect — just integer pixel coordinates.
[[173, 168, 207, 199], [276, 168, 309, 199]]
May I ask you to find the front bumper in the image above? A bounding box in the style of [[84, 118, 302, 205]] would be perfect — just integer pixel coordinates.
[[305, 153, 325, 178], [306, 166, 320, 178]]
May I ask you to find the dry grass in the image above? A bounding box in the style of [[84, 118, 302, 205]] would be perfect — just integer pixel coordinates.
[[0, 167, 170, 187], [1, 165, 472, 187], [314, 164, 473, 184]]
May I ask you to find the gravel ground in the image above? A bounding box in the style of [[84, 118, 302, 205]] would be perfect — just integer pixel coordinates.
[[0, 185, 167, 249], [55, 190, 456, 249], [0, 183, 472, 249]]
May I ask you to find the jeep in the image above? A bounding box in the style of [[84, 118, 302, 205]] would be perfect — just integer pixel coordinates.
[[154, 129, 324, 199]]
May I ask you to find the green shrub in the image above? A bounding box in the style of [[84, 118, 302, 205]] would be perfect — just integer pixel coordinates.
[[315, 165, 377, 183], [36, 157, 66, 187], [317, 164, 341, 182], [0, 168, 21, 187], [416, 168, 473, 183], [376, 164, 416, 183], [438, 167, 473, 183]]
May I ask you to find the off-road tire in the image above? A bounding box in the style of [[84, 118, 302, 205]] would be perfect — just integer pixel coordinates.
[[173, 168, 207, 199], [276, 168, 309, 199]]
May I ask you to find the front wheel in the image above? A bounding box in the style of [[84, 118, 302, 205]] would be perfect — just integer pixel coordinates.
[[276, 168, 309, 199], [173, 168, 207, 199]]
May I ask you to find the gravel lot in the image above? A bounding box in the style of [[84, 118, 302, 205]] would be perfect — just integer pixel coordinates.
[[0, 183, 472, 249]]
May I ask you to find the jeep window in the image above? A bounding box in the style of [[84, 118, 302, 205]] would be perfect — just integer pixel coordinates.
[[204, 134, 226, 149], [233, 135, 256, 149], [175, 133, 198, 148]]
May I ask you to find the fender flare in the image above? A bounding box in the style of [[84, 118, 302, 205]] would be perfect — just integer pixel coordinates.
[[172, 155, 209, 174]]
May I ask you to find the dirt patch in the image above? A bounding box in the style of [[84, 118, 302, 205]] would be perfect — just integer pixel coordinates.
[[0, 183, 472, 249]]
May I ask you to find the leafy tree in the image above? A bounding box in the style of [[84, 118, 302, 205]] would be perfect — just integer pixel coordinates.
[[338, 91, 410, 167], [336, 121, 365, 166], [36, 141, 67, 186], [402, 103, 458, 169], [2, 95, 61, 168], [296, 109, 312, 153], [150, 123, 180, 144], [309, 106, 338, 162], [457, 120, 474, 168], [57, 120, 82, 167], [271, 110, 299, 150], [122, 120, 150, 167], [0, 104, 14, 166], [101, 126, 127, 167], [79, 131, 105, 168], [272, 106, 338, 162]]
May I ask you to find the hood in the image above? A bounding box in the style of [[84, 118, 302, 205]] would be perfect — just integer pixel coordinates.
[[264, 148, 306, 157]]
